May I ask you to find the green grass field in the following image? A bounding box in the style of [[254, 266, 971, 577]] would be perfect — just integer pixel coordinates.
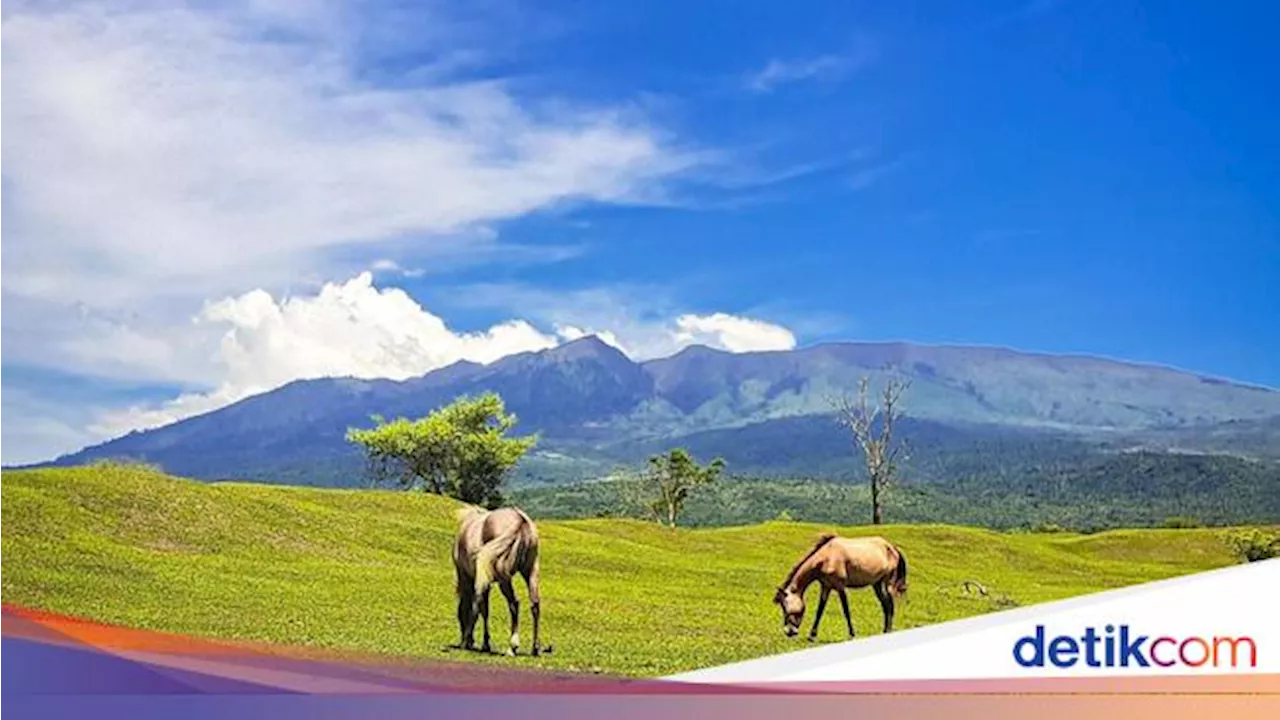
[[0, 464, 1253, 676]]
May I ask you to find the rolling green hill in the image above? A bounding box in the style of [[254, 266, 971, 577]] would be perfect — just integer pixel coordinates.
[[1, 464, 1258, 676]]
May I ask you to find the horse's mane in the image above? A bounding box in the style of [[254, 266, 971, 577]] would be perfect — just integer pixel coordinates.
[[780, 533, 837, 588]]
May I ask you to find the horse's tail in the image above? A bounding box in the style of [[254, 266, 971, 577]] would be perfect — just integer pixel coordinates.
[[888, 546, 909, 598], [473, 509, 537, 592]]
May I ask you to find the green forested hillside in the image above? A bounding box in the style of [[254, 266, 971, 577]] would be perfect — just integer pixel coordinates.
[[516, 449, 1280, 530]]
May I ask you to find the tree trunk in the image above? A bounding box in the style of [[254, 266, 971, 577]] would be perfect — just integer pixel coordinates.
[[871, 475, 883, 525], [667, 502, 677, 527]]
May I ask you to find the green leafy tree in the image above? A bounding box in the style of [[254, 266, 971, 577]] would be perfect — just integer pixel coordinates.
[[644, 448, 726, 527], [346, 393, 536, 508]]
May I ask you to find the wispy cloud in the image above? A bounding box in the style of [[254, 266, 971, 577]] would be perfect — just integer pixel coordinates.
[[848, 157, 908, 191], [704, 147, 874, 190], [1, 0, 701, 384], [744, 55, 851, 93], [742, 40, 876, 94], [0, 1, 844, 463]]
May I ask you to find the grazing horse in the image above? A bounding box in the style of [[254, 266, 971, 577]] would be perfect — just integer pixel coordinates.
[[453, 506, 543, 656], [773, 533, 908, 640]]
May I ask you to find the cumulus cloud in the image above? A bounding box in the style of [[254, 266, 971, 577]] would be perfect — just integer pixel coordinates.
[[671, 313, 797, 353], [1, 0, 694, 379], [553, 314, 795, 359], [554, 325, 627, 351], [90, 273, 561, 435], [452, 283, 798, 360], [0, 1, 804, 462], [81, 275, 798, 440]]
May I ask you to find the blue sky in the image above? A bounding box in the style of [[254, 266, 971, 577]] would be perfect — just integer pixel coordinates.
[[426, 0, 1277, 374], [2, 0, 1277, 463]]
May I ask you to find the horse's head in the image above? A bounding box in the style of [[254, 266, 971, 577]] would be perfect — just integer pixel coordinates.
[[773, 586, 804, 637]]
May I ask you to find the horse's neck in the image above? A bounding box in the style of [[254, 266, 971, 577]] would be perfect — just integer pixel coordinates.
[[787, 556, 822, 594]]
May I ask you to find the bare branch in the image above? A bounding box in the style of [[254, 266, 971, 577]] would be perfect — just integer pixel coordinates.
[[829, 374, 910, 524]]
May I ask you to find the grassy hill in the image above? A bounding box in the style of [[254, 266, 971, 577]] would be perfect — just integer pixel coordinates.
[[1, 464, 1257, 676]]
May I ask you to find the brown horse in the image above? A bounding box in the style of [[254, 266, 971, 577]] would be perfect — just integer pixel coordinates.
[[453, 506, 543, 655], [773, 533, 908, 640]]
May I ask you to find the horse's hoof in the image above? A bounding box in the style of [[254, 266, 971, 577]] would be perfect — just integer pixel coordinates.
[[532, 648, 541, 657], [807, 636, 817, 643], [507, 648, 517, 657]]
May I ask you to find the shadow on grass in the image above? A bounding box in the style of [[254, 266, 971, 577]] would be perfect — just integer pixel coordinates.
[[442, 643, 556, 658]]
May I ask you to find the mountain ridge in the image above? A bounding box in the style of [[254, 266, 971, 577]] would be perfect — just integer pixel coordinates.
[[29, 336, 1280, 484]]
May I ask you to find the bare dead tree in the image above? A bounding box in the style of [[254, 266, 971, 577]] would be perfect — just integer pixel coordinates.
[[832, 376, 910, 525]]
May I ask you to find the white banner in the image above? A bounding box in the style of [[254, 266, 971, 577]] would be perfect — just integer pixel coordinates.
[[669, 559, 1280, 683]]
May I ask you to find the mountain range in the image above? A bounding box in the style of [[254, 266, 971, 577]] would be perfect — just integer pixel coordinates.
[[40, 336, 1280, 489]]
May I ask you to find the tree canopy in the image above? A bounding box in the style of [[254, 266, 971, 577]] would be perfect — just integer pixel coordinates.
[[346, 392, 536, 508], [643, 448, 726, 527]]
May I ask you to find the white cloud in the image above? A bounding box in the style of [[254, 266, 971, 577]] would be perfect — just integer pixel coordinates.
[[368, 258, 425, 278], [1, 0, 695, 380], [0, 1, 804, 462], [76, 275, 797, 444], [456, 283, 798, 360], [671, 313, 797, 353], [552, 314, 795, 360], [89, 273, 561, 436], [745, 55, 853, 93], [554, 325, 627, 352]]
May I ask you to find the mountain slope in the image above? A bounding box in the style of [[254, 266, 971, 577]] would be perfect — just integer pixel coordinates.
[[43, 337, 1280, 484]]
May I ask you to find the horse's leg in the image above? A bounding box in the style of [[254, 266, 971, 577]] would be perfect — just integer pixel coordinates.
[[524, 563, 542, 656], [499, 579, 520, 655], [837, 587, 855, 638], [456, 567, 475, 649], [458, 586, 476, 649], [479, 586, 493, 653], [874, 582, 895, 633], [809, 586, 831, 642]]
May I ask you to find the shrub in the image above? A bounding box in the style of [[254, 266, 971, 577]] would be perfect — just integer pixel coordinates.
[[1222, 529, 1280, 563], [1030, 522, 1069, 534], [1161, 516, 1203, 529], [87, 458, 165, 474]]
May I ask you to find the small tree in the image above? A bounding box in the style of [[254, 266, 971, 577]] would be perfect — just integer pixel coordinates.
[[1223, 528, 1280, 563], [833, 376, 910, 525], [643, 448, 725, 527], [346, 392, 536, 508]]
